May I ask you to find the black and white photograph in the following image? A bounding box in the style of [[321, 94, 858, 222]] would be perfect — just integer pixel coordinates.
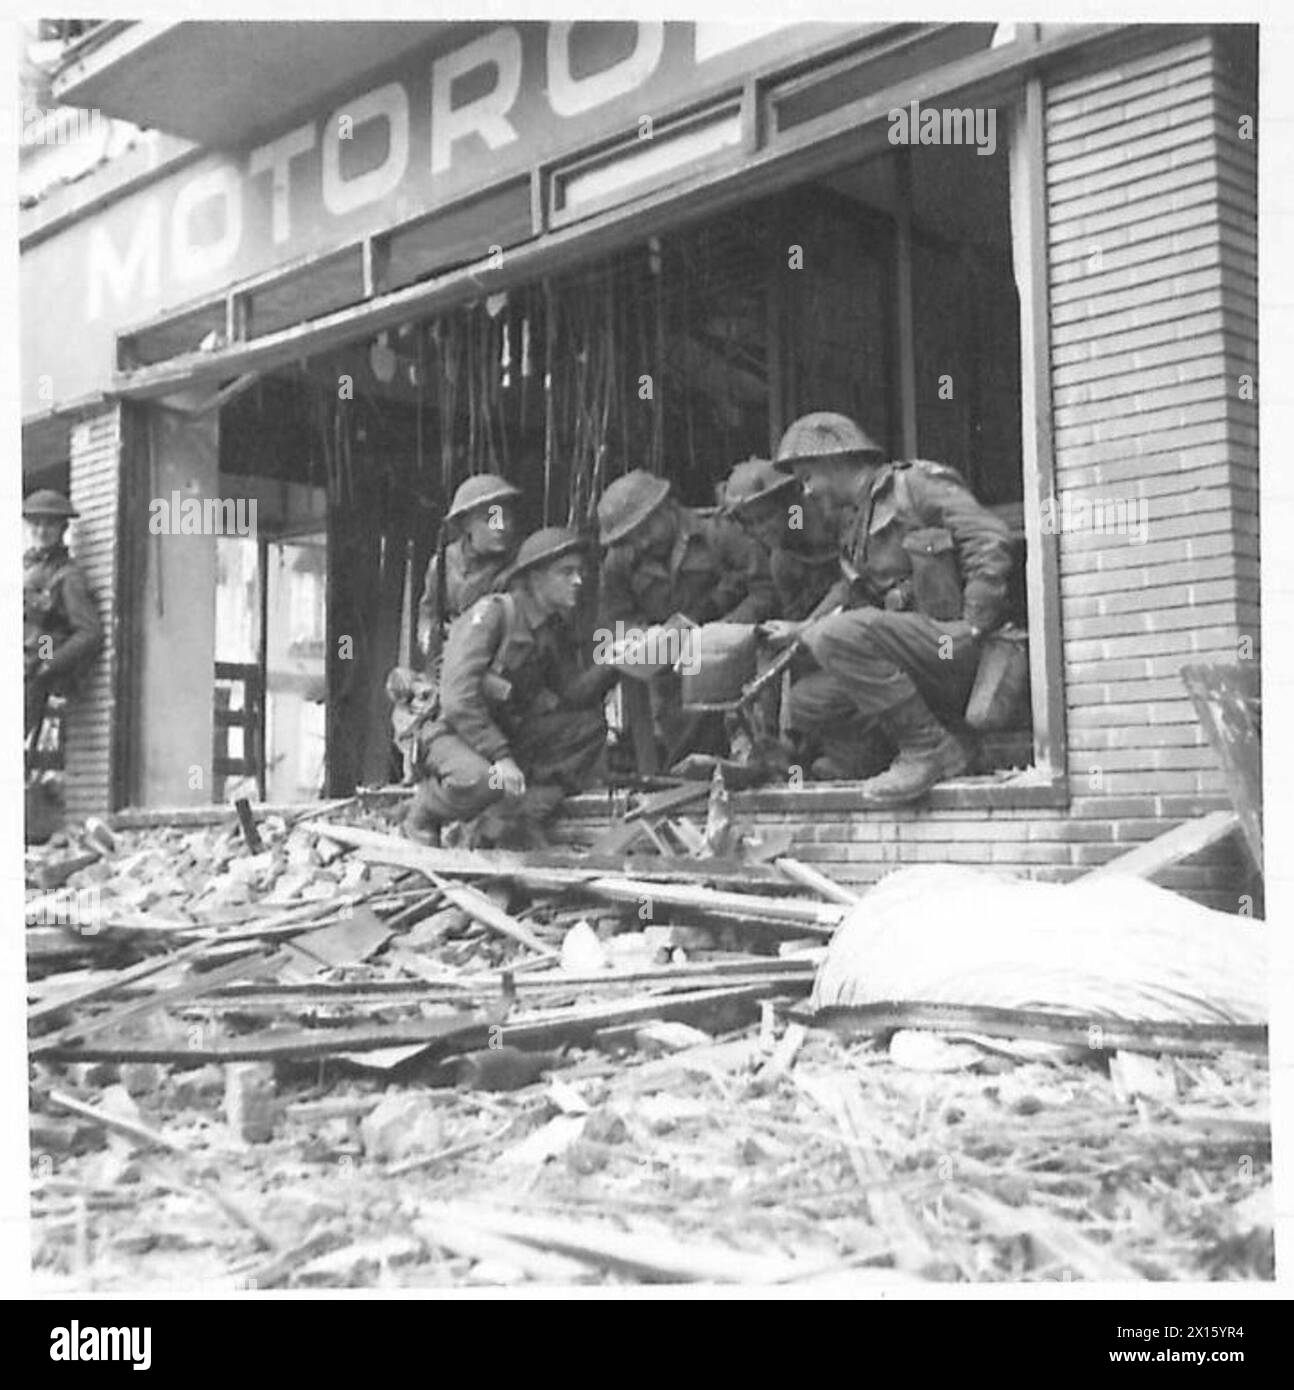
[[8, 6, 1285, 1313]]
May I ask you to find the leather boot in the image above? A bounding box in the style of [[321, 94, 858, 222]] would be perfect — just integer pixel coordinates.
[[856, 696, 969, 807]]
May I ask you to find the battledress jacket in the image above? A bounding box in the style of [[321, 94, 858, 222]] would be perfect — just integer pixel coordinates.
[[416, 537, 514, 664], [599, 507, 775, 630], [435, 587, 610, 765], [23, 545, 102, 686], [810, 460, 1012, 633]]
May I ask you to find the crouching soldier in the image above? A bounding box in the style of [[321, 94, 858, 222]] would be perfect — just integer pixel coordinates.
[[597, 469, 774, 630], [403, 528, 615, 847], [23, 490, 102, 750], [416, 473, 521, 668], [765, 413, 1012, 806], [597, 469, 774, 765]]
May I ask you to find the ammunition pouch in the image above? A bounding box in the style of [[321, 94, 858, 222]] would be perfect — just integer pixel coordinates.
[[902, 527, 962, 621]]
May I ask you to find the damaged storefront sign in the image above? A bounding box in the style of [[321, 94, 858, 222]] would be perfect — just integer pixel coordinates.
[[79, 22, 829, 322]]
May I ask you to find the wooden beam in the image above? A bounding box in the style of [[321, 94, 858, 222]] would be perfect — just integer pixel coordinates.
[[892, 147, 919, 459], [37, 981, 792, 1063], [775, 857, 862, 906], [516, 873, 842, 934], [1011, 76, 1068, 783], [420, 869, 554, 958], [1083, 810, 1240, 882]]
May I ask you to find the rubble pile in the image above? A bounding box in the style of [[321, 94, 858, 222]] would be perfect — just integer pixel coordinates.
[[25, 791, 1272, 1289]]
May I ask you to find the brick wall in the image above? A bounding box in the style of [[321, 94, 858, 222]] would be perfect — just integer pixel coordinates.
[[556, 29, 1260, 915], [63, 407, 121, 819], [1046, 28, 1258, 822]]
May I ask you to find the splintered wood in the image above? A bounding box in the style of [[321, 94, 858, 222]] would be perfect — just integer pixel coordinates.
[[25, 804, 1272, 1290]]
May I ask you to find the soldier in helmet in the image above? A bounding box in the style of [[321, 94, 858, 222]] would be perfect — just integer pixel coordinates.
[[416, 473, 522, 668], [596, 470, 774, 631], [23, 490, 102, 747], [763, 413, 1012, 805], [404, 527, 616, 847], [596, 469, 776, 765], [722, 458, 841, 622]]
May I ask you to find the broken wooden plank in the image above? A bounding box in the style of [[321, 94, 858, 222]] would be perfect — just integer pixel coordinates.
[[310, 827, 826, 924], [774, 857, 863, 906], [422, 870, 554, 957], [588, 817, 652, 857], [37, 981, 793, 1063], [1083, 809, 1239, 882], [458, 958, 816, 992], [641, 819, 680, 856], [516, 873, 842, 934], [37, 1009, 491, 1064], [27, 938, 214, 1025], [306, 821, 787, 888], [46, 1089, 279, 1251], [434, 1203, 818, 1283], [33, 947, 284, 1055], [798, 1001, 1269, 1056], [1180, 663, 1262, 873], [622, 780, 708, 822], [414, 1209, 597, 1283], [946, 1185, 1143, 1282], [500, 982, 791, 1051], [234, 798, 264, 853], [795, 1072, 937, 1276]]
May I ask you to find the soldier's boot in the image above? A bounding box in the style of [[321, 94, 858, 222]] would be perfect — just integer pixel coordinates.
[[402, 784, 442, 847], [856, 696, 970, 807]]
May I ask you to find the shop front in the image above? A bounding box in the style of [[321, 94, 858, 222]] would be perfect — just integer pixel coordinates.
[[22, 19, 1258, 908]]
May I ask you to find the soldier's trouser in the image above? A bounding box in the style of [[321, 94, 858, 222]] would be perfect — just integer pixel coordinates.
[[411, 709, 606, 826], [788, 608, 981, 743]]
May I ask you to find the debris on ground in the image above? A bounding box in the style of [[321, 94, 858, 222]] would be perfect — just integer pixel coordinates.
[[25, 795, 1271, 1288]]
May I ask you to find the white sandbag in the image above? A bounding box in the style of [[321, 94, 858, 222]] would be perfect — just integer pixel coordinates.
[[811, 865, 1266, 1024]]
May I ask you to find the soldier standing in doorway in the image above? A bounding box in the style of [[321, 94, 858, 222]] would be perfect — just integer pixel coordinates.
[[23, 489, 102, 756]]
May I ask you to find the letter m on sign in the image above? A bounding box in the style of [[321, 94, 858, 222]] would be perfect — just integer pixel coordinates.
[[86, 201, 162, 320]]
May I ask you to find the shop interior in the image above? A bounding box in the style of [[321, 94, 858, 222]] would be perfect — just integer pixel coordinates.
[[202, 131, 1027, 799]]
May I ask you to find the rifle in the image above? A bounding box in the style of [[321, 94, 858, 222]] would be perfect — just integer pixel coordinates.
[[738, 605, 844, 710]]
